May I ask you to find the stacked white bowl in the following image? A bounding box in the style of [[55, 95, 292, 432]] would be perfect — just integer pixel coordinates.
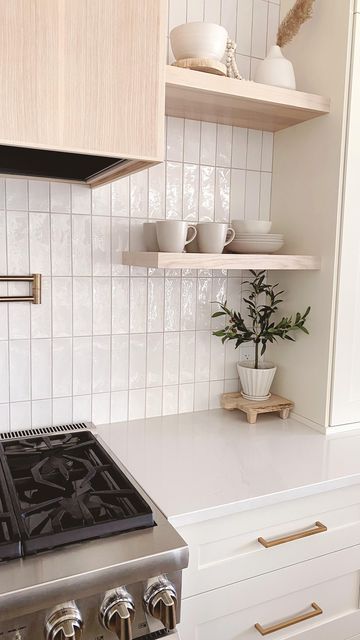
[[227, 220, 284, 253]]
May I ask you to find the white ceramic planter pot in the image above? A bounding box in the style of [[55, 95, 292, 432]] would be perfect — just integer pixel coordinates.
[[237, 361, 277, 400], [170, 22, 228, 61], [254, 45, 296, 90]]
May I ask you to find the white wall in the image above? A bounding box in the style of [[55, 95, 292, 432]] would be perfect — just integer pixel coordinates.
[[0, 0, 279, 430]]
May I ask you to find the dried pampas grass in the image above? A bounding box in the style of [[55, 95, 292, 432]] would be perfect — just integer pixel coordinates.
[[277, 0, 316, 48]]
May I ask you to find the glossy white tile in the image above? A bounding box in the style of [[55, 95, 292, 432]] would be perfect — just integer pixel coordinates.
[[9, 340, 30, 402], [10, 401, 31, 430], [204, 0, 221, 22], [146, 387, 162, 418], [92, 184, 111, 216], [166, 162, 183, 219], [183, 163, 199, 221], [29, 212, 51, 275], [245, 170, 261, 218], [0, 212, 6, 274], [130, 278, 147, 333], [6, 179, 28, 211], [261, 131, 274, 172], [163, 385, 178, 416], [31, 339, 52, 400], [186, 0, 204, 21], [92, 393, 111, 424], [199, 166, 215, 221], [148, 163, 166, 219], [221, 0, 237, 40], [200, 122, 216, 166], [179, 383, 194, 413], [215, 168, 231, 222], [216, 125, 233, 167], [93, 277, 111, 335], [247, 130, 263, 170], [72, 215, 92, 276], [130, 170, 148, 218], [260, 171, 272, 220], [7, 212, 29, 274], [112, 177, 130, 217], [112, 278, 130, 334], [111, 335, 129, 391], [50, 182, 70, 213], [73, 277, 92, 336], [194, 381, 209, 410], [179, 331, 195, 383], [32, 399, 52, 427], [73, 395, 92, 422], [195, 331, 210, 381], [230, 169, 246, 219], [92, 216, 111, 276], [146, 333, 163, 388], [184, 120, 200, 164], [51, 214, 71, 276], [148, 277, 165, 333], [128, 389, 145, 421], [111, 390, 128, 422], [71, 184, 91, 215], [8, 289, 30, 339], [236, 0, 253, 56], [180, 278, 197, 330], [129, 334, 146, 390], [52, 338, 72, 398], [251, 0, 268, 59], [0, 342, 9, 403], [73, 336, 92, 396], [92, 336, 111, 393], [31, 277, 52, 338], [29, 180, 49, 212], [167, 117, 184, 162], [52, 277, 72, 337], [165, 278, 181, 331], [163, 332, 180, 385]]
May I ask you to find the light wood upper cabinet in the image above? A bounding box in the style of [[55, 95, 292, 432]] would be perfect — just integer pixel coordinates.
[[0, 0, 166, 185]]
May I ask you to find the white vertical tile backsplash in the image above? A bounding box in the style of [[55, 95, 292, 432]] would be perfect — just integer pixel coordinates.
[[0, 0, 277, 429]]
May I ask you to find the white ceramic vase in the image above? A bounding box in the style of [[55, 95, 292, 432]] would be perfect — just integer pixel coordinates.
[[254, 45, 296, 90], [237, 361, 277, 400]]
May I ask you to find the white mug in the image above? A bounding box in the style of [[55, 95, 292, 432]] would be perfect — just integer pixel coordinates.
[[156, 220, 197, 252], [197, 223, 235, 253], [143, 222, 159, 251]]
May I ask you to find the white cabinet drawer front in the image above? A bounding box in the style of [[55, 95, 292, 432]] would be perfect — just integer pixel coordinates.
[[179, 484, 360, 597], [180, 546, 360, 640]]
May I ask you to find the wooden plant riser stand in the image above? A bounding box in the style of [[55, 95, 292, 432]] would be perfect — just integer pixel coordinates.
[[172, 58, 227, 76], [221, 392, 294, 424]]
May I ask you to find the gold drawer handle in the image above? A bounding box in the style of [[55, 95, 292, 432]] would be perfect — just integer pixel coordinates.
[[258, 521, 327, 548], [255, 602, 323, 636]]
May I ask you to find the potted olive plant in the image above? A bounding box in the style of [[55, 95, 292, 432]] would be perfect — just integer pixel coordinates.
[[212, 271, 310, 400]]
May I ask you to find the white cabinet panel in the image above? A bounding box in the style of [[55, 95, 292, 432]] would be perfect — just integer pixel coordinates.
[[179, 484, 360, 597], [331, 14, 360, 425], [179, 545, 360, 640]]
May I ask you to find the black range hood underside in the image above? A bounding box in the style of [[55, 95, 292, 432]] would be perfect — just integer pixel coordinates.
[[0, 145, 126, 182]]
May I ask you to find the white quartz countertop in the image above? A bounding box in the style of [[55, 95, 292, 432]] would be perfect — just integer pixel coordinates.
[[97, 410, 360, 527]]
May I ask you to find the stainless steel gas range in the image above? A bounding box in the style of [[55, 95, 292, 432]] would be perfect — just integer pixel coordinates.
[[0, 423, 188, 640]]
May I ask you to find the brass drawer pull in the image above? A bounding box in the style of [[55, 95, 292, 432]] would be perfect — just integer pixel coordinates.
[[258, 521, 327, 548], [255, 602, 323, 636]]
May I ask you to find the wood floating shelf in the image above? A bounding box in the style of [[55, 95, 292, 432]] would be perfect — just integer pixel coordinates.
[[121, 252, 321, 271], [165, 66, 330, 132]]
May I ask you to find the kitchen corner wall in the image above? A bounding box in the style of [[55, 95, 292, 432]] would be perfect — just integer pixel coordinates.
[[0, 0, 278, 430]]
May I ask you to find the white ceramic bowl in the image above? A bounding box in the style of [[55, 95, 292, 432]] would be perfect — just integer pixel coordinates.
[[170, 22, 228, 61], [231, 220, 272, 234]]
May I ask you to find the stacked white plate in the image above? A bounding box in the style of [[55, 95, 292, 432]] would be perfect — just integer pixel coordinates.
[[227, 233, 284, 254]]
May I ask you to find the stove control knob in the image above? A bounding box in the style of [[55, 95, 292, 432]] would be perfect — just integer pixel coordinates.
[[44, 601, 83, 640], [100, 588, 135, 640], [144, 577, 177, 631]]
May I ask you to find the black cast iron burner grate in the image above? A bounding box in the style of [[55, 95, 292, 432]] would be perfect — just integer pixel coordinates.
[[0, 431, 154, 557]]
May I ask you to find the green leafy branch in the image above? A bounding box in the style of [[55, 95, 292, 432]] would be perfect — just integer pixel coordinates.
[[212, 270, 310, 369]]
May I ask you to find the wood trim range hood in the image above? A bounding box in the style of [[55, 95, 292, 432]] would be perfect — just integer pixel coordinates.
[[0, 0, 166, 187]]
